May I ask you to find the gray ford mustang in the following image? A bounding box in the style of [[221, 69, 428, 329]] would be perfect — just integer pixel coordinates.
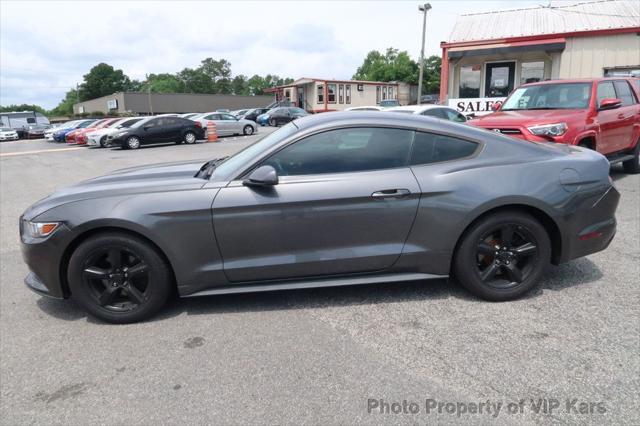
[[20, 112, 619, 323]]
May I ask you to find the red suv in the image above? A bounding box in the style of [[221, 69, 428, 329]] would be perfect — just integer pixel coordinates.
[[468, 78, 640, 174]]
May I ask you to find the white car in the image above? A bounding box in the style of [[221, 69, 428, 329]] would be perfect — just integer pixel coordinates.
[[86, 117, 144, 147], [345, 106, 385, 111], [0, 127, 19, 141], [194, 112, 257, 136], [385, 105, 468, 123]]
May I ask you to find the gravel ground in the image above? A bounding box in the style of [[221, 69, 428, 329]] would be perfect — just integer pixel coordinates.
[[1, 133, 638, 425]]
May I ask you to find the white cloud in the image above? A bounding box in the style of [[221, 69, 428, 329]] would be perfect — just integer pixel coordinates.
[[0, 0, 541, 108]]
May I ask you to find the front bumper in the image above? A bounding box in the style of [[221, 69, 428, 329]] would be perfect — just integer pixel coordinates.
[[25, 271, 63, 299], [0, 135, 19, 141]]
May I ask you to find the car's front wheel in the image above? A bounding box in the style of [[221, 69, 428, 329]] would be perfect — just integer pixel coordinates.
[[67, 232, 173, 323], [183, 131, 197, 144], [269, 118, 277, 127], [243, 125, 254, 135], [99, 136, 108, 148], [452, 210, 551, 301], [125, 136, 141, 149]]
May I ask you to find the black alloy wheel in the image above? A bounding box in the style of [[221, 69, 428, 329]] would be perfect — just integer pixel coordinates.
[[68, 233, 172, 323], [453, 211, 551, 301]]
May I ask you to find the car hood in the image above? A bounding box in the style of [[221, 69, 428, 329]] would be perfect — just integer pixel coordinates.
[[23, 160, 208, 220], [469, 109, 587, 127]]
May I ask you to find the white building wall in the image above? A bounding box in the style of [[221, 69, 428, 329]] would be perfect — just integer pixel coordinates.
[[559, 33, 640, 78]]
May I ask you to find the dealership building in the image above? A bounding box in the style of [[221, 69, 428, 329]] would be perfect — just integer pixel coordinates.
[[440, 0, 640, 115], [267, 78, 418, 112], [73, 92, 274, 115]]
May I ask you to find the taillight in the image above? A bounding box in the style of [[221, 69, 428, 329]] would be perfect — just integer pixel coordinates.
[[194, 121, 202, 128]]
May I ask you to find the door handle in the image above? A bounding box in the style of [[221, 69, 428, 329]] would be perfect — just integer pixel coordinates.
[[371, 189, 411, 199]]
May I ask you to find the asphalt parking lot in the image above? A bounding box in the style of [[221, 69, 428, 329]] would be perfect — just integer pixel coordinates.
[[0, 131, 638, 425]]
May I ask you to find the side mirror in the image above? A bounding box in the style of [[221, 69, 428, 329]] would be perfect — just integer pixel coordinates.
[[491, 101, 502, 112], [599, 98, 622, 110], [243, 165, 278, 187]]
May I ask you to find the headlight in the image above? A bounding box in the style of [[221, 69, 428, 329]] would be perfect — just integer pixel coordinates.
[[23, 221, 60, 238], [527, 123, 568, 137]]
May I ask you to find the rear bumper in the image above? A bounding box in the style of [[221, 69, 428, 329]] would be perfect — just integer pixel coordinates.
[[559, 185, 620, 263]]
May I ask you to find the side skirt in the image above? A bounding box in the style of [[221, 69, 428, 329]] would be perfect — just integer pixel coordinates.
[[183, 272, 448, 298]]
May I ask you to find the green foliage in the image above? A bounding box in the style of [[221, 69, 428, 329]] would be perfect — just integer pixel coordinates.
[[50, 89, 79, 116], [145, 73, 185, 93], [79, 63, 134, 101], [353, 48, 441, 94], [90, 111, 104, 117], [0, 104, 48, 114]]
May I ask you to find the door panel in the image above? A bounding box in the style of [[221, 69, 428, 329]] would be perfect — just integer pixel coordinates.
[[613, 80, 638, 152], [213, 169, 420, 282], [596, 81, 623, 154]]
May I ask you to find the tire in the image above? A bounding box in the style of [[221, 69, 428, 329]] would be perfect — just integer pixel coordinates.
[[67, 232, 172, 324], [452, 210, 551, 301], [183, 131, 197, 144], [99, 136, 107, 148], [126, 136, 141, 150], [622, 140, 640, 174], [243, 125, 254, 135], [269, 118, 277, 127]]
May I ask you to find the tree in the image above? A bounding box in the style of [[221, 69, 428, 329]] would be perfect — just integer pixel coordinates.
[[231, 75, 249, 95], [0, 104, 47, 114], [353, 48, 419, 84], [145, 73, 185, 93], [199, 58, 232, 93], [78, 63, 134, 101], [177, 67, 215, 93], [50, 89, 79, 116], [421, 55, 441, 94]]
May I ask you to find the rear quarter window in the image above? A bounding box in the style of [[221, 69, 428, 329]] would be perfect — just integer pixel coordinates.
[[411, 132, 479, 165]]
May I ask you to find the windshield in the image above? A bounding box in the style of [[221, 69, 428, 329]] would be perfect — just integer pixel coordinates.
[[1, 127, 12, 132], [212, 123, 298, 181], [501, 83, 592, 110], [380, 100, 399, 107]]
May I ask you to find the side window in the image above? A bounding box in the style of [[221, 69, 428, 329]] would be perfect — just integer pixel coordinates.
[[444, 109, 467, 123], [262, 127, 414, 176], [411, 132, 478, 166], [422, 108, 446, 119], [222, 114, 236, 120], [613, 81, 636, 106], [597, 82, 616, 105], [145, 118, 161, 128], [164, 117, 179, 125]]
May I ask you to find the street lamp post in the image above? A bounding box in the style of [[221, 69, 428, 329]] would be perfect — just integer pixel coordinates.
[[417, 3, 432, 105]]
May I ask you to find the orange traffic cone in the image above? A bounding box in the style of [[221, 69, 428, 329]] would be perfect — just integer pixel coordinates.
[[207, 122, 218, 142]]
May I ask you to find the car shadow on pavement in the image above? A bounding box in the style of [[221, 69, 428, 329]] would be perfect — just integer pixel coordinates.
[[35, 257, 603, 324]]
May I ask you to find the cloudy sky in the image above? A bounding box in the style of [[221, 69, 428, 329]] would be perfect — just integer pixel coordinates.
[[1, 0, 546, 109]]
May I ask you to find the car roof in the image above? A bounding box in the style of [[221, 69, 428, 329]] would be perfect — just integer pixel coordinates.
[[386, 105, 451, 113], [520, 77, 638, 88]]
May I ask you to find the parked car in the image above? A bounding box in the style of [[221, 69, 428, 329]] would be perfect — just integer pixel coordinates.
[[379, 99, 400, 108], [231, 109, 250, 117], [468, 77, 640, 173], [179, 113, 200, 119], [242, 108, 269, 122], [45, 122, 72, 141], [107, 116, 204, 149], [216, 109, 230, 113], [194, 112, 257, 136], [20, 112, 619, 323], [66, 118, 112, 144], [86, 117, 144, 148], [420, 94, 440, 104], [74, 118, 122, 145], [24, 124, 51, 139], [345, 106, 385, 111], [386, 105, 467, 123], [52, 120, 96, 142], [0, 111, 50, 137], [260, 107, 308, 126], [0, 127, 20, 141]]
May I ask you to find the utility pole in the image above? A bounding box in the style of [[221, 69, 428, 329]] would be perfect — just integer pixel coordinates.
[[417, 3, 431, 105]]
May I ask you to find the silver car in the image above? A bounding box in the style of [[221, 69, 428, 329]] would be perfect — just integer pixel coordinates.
[[195, 112, 257, 136]]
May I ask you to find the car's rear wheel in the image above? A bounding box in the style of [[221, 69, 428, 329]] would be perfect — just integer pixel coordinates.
[[452, 211, 551, 301], [126, 136, 141, 149], [183, 131, 197, 144], [269, 118, 277, 127], [68, 233, 172, 324], [243, 125, 254, 135], [622, 140, 640, 174]]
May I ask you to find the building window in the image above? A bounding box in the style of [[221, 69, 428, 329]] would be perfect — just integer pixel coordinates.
[[285, 89, 291, 100], [317, 84, 324, 104], [604, 66, 640, 77], [339, 84, 344, 104], [388, 86, 395, 99], [382, 86, 388, 100], [459, 65, 481, 98], [520, 62, 545, 85], [376, 86, 381, 103], [327, 83, 336, 103], [346, 85, 351, 104]]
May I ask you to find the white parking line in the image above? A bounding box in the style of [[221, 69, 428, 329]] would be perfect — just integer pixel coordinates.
[[0, 147, 86, 158]]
